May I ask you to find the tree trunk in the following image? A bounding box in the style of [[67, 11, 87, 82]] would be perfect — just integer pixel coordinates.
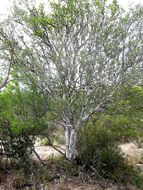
[[65, 127, 77, 161]]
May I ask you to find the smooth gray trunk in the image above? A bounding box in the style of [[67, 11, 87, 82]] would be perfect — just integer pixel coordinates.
[[65, 128, 77, 161]]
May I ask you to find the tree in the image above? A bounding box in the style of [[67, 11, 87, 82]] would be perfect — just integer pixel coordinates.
[[1, 0, 143, 160]]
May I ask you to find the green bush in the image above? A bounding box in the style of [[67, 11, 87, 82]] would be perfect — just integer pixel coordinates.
[[77, 121, 125, 177], [0, 128, 34, 161], [107, 86, 143, 142], [0, 83, 46, 163], [77, 120, 143, 189]]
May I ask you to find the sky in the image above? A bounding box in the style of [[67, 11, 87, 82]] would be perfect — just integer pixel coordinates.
[[0, 0, 143, 19]]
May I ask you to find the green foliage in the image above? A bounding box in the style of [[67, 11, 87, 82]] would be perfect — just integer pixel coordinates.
[[77, 121, 124, 176], [81, 86, 143, 145], [92, 114, 141, 142], [0, 82, 46, 131], [77, 120, 143, 188], [108, 86, 143, 141], [0, 82, 47, 161]]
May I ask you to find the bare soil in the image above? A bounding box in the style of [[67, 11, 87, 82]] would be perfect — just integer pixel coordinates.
[[119, 143, 143, 170]]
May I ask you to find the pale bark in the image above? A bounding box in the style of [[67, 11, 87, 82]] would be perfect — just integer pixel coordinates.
[[65, 127, 77, 161]]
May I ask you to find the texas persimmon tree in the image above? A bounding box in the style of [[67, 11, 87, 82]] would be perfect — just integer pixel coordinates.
[[1, 0, 143, 160]]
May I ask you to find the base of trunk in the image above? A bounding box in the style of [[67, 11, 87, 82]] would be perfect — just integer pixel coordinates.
[[65, 128, 77, 161]]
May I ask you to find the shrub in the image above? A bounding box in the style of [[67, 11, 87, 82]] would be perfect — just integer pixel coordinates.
[[77, 119, 143, 189], [0, 83, 46, 164], [77, 121, 125, 177], [0, 123, 35, 164]]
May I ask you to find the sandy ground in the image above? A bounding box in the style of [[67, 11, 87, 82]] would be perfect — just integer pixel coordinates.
[[119, 143, 143, 170], [33, 140, 65, 160], [33, 142, 143, 169]]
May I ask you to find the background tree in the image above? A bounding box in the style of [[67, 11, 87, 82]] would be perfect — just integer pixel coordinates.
[[0, 18, 18, 90]]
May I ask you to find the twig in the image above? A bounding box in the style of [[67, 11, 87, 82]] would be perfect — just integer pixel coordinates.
[[43, 134, 71, 162], [0, 62, 12, 90], [33, 148, 46, 165]]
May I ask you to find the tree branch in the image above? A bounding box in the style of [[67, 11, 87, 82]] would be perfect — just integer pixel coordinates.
[[0, 62, 12, 90]]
